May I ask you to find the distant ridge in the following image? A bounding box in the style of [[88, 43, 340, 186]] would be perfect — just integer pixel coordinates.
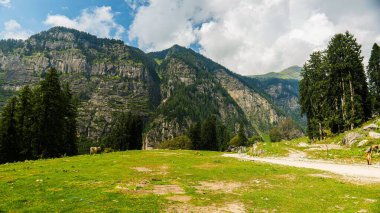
[[251, 66, 302, 81]]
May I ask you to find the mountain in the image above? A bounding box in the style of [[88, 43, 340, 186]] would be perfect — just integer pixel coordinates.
[[251, 66, 302, 80], [248, 66, 305, 129], [0, 27, 302, 148]]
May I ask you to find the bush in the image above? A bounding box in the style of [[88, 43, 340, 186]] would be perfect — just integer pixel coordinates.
[[248, 135, 263, 145], [269, 127, 282, 142], [159, 136, 192, 150]]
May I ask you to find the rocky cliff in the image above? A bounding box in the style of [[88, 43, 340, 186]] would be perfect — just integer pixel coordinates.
[[0, 27, 160, 140], [0, 27, 302, 148]]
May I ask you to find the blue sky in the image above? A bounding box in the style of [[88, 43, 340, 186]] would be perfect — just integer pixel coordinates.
[[1, 0, 380, 75]]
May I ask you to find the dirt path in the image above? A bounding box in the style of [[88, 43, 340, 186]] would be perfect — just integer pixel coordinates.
[[223, 153, 380, 183]]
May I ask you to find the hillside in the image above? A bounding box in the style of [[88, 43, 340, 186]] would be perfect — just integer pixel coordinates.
[[0, 150, 379, 212], [0, 27, 301, 148], [248, 66, 305, 129], [251, 66, 302, 80]]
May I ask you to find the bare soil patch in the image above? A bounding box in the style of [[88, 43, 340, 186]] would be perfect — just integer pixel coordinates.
[[196, 181, 242, 193], [166, 195, 192, 202], [166, 202, 245, 213], [132, 167, 152, 172], [153, 184, 185, 195]]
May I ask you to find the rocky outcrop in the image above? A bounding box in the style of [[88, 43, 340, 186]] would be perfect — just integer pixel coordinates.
[[369, 131, 380, 139], [215, 70, 280, 131], [363, 124, 378, 131], [342, 132, 364, 147], [0, 27, 160, 141]]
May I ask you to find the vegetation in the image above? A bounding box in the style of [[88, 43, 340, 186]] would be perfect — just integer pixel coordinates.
[[229, 123, 248, 146], [367, 43, 380, 115], [158, 135, 192, 150], [188, 116, 231, 151], [300, 32, 371, 140], [101, 112, 143, 151], [0, 150, 379, 212], [269, 118, 303, 142], [0, 68, 78, 164]]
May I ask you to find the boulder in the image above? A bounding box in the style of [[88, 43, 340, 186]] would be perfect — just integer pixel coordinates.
[[342, 132, 364, 147], [369, 131, 380, 139], [357, 140, 369, 147], [363, 124, 378, 131]]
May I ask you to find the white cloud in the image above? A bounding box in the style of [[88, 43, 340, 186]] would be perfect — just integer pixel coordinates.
[[0, 0, 11, 8], [128, 0, 380, 75], [0, 19, 31, 40], [44, 6, 125, 39]]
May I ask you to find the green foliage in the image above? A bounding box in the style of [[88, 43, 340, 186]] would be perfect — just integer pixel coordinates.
[[248, 135, 264, 145], [230, 123, 248, 146], [158, 135, 192, 150], [102, 112, 143, 151], [300, 32, 371, 139], [367, 43, 380, 115], [0, 68, 78, 164], [188, 116, 231, 151], [269, 127, 282, 142]]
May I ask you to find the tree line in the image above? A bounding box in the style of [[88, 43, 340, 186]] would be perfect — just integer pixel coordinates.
[[300, 32, 380, 139], [0, 68, 78, 163]]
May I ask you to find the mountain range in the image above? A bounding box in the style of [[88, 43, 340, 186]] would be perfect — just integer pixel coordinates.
[[0, 27, 304, 148]]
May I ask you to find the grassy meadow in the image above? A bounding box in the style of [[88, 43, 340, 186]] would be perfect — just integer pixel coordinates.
[[0, 150, 379, 212]]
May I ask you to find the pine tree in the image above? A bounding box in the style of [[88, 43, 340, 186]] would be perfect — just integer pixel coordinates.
[[0, 97, 20, 163], [367, 43, 380, 115], [62, 83, 78, 156], [237, 123, 247, 146], [37, 68, 65, 158], [300, 32, 370, 139], [326, 32, 370, 131], [15, 86, 34, 160], [200, 116, 218, 150], [300, 51, 328, 139], [188, 122, 201, 150]]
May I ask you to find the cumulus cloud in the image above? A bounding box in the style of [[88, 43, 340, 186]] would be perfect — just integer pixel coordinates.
[[0, 0, 11, 7], [128, 0, 380, 75], [44, 6, 125, 39], [0, 19, 31, 40]]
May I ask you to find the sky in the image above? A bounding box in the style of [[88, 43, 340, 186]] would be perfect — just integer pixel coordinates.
[[1, 0, 380, 75]]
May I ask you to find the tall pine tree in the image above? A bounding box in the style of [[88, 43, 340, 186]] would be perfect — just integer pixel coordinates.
[[367, 43, 380, 115], [0, 97, 20, 163]]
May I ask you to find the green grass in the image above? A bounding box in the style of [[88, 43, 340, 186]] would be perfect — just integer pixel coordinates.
[[1, 150, 379, 212]]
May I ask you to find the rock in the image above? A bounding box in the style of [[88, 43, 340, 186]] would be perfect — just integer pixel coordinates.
[[297, 142, 309, 147], [342, 132, 364, 147], [357, 140, 369, 147], [369, 131, 380, 139], [363, 124, 378, 131]]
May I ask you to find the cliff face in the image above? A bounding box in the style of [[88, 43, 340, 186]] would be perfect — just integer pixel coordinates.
[[143, 45, 288, 148], [249, 70, 306, 129], [0, 27, 302, 147], [0, 27, 160, 140]]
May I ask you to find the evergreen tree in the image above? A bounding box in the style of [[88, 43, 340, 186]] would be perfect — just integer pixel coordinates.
[[62, 83, 78, 156], [200, 116, 218, 150], [35, 68, 65, 158], [300, 51, 328, 139], [105, 112, 143, 151], [325, 32, 370, 131], [300, 32, 371, 140], [0, 97, 20, 163], [188, 122, 201, 150], [237, 123, 247, 146], [367, 43, 380, 115], [15, 86, 34, 160]]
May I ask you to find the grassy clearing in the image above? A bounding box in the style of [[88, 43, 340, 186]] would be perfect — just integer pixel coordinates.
[[0, 150, 379, 212]]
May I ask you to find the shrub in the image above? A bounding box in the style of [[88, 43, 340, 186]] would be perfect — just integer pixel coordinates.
[[248, 135, 263, 145], [159, 135, 192, 150]]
